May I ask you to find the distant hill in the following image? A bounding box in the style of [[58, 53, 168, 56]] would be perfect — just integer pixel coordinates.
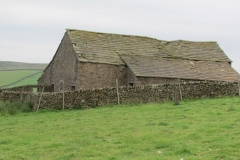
[[0, 61, 47, 71], [0, 61, 48, 88]]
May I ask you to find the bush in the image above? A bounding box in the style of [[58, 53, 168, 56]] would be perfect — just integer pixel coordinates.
[[0, 101, 33, 116]]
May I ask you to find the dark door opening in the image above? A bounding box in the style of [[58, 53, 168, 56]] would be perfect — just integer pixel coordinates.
[[51, 84, 54, 92], [71, 86, 75, 91]]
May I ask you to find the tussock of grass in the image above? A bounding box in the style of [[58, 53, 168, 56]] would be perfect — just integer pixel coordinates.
[[0, 101, 33, 115], [0, 97, 240, 159]]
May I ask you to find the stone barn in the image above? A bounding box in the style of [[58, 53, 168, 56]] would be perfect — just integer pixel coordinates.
[[38, 29, 239, 91]]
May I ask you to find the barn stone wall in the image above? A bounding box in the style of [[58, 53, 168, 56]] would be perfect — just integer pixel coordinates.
[[136, 77, 199, 85], [126, 67, 137, 86], [76, 62, 127, 90], [38, 63, 52, 85], [135, 77, 178, 86], [1, 81, 238, 110], [126, 68, 199, 86], [38, 32, 78, 92]]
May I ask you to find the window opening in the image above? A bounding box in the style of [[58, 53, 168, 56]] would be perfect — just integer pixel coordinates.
[[129, 83, 134, 87]]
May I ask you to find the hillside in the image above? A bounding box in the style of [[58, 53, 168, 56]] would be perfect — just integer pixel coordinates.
[[0, 61, 47, 71], [0, 61, 47, 88], [0, 97, 239, 159], [0, 70, 43, 88]]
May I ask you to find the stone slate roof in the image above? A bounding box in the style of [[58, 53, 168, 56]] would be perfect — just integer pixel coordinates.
[[67, 29, 231, 65], [121, 56, 238, 82], [66, 29, 238, 81]]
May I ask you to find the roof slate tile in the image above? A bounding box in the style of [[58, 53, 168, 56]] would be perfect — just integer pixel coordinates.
[[121, 56, 238, 82], [66, 29, 238, 81], [67, 29, 231, 65]]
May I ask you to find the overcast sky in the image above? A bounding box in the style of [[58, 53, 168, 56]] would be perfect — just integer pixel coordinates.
[[1, 0, 240, 73]]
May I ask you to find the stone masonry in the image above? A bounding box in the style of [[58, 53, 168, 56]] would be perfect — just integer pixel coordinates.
[[76, 63, 126, 90], [1, 81, 238, 110], [38, 29, 239, 91], [38, 33, 78, 91]]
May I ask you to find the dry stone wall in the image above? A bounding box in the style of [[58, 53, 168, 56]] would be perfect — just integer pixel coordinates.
[[1, 92, 37, 103], [1, 81, 238, 110], [0, 84, 53, 93]]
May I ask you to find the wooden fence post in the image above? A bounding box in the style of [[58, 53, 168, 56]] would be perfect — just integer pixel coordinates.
[[116, 79, 120, 105], [178, 78, 182, 101], [20, 88, 24, 103], [62, 81, 65, 110], [36, 87, 44, 111], [238, 74, 240, 97]]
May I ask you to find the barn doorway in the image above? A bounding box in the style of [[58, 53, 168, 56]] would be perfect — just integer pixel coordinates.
[[59, 80, 64, 91], [51, 84, 54, 91], [129, 83, 134, 87], [71, 86, 75, 91]]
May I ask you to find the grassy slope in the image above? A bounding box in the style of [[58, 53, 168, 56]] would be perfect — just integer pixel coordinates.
[[5, 72, 43, 88], [0, 61, 47, 88], [0, 70, 42, 87], [0, 97, 240, 159]]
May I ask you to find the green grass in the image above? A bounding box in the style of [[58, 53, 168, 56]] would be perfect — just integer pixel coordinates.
[[0, 101, 33, 116], [5, 72, 43, 88], [0, 97, 240, 159], [0, 70, 42, 87]]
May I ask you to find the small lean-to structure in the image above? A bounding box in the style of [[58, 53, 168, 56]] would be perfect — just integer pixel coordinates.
[[38, 29, 239, 91]]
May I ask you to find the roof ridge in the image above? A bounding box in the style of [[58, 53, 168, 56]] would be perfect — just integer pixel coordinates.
[[172, 40, 217, 43], [66, 28, 166, 42], [66, 28, 218, 43]]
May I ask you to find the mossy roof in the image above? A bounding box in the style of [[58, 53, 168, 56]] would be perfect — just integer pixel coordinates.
[[121, 56, 238, 82], [66, 29, 238, 81], [67, 29, 231, 65]]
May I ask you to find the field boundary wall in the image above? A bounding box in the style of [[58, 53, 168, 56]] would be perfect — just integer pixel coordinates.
[[0, 81, 238, 110]]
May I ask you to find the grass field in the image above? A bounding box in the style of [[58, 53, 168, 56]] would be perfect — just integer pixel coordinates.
[[5, 72, 43, 88], [0, 60, 46, 88], [0, 96, 240, 159], [0, 70, 42, 87]]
